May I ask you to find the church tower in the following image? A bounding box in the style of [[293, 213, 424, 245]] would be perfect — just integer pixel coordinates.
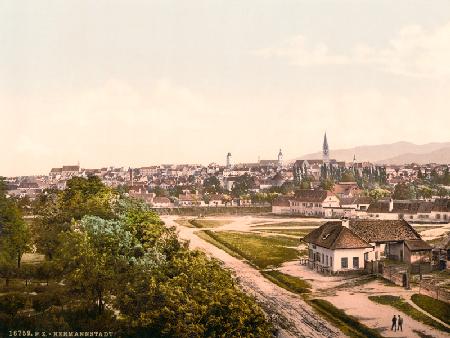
[[278, 149, 283, 167], [226, 152, 232, 168], [323, 132, 330, 164]]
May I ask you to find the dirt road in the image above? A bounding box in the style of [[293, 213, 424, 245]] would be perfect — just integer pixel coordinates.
[[163, 216, 343, 338]]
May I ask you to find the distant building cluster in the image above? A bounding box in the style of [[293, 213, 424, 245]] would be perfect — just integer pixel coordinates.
[[3, 133, 450, 214]]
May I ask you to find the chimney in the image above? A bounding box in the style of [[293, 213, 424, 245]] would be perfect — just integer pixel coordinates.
[[341, 216, 350, 228], [389, 198, 394, 212]]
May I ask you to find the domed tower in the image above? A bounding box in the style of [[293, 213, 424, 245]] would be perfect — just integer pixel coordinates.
[[323, 132, 330, 164]]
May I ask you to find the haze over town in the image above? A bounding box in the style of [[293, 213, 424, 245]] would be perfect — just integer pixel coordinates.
[[1, 1, 450, 176]]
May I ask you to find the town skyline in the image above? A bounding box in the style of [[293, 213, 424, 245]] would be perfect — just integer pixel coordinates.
[[2, 1, 450, 175]]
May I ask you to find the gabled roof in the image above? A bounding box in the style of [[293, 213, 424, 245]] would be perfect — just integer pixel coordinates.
[[303, 223, 372, 249], [404, 239, 432, 251], [304, 219, 422, 250], [340, 196, 373, 205], [367, 200, 434, 214], [153, 197, 170, 204], [432, 199, 450, 212], [294, 189, 335, 202], [349, 219, 420, 243], [272, 196, 291, 207]]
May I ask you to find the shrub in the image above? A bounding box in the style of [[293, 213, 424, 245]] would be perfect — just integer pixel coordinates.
[[0, 292, 27, 316]]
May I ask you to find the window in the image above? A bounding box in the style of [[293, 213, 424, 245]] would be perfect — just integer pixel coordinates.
[[326, 255, 329, 266], [341, 257, 348, 269], [353, 257, 359, 268], [322, 253, 324, 263], [364, 252, 368, 261], [330, 257, 333, 267]]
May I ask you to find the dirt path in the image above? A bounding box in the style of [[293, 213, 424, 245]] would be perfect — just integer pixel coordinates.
[[321, 280, 450, 338], [163, 215, 343, 338]]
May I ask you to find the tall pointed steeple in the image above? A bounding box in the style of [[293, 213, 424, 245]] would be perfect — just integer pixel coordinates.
[[323, 132, 330, 163]]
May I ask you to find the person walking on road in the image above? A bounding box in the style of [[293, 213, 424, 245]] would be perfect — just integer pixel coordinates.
[[398, 315, 403, 331], [391, 315, 397, 331]]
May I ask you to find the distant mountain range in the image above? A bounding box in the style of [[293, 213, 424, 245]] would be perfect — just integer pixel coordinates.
[[294, 142, 450, 165]]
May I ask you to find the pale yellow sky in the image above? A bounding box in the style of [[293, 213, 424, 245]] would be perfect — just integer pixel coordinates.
[[1, 1, 450, 176]]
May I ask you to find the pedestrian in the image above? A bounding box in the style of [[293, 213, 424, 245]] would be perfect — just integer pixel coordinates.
[[391, 315, 397, 331], [398, 315, 403, 331]]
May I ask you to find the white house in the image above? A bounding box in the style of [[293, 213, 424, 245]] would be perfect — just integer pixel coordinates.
[[287, 190, 340, 217], [303, 219, 431, 274]]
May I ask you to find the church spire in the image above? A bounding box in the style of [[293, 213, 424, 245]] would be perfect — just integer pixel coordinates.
[[323, 132, 329, 163]]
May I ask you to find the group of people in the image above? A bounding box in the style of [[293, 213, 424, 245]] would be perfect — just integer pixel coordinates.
[[391, 314, 404, 331]]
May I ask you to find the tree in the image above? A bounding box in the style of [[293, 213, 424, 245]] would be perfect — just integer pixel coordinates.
[[367, 188, 391, 201], [393, 183, 416, 200], [56, 216, 149, 314], [0, 178, 30, 268], [340, 171, 356, 182], [319, 178, 334, 191], [203, 176, 223, 194], [417, 186, 433, 199], [117, 251, 273, 337], [231, 174, 255, 198], [33, 177, 115, 259]]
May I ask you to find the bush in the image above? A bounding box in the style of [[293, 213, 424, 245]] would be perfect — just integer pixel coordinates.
[[0, 292, 27, 316], [32, 292, 61, 313]]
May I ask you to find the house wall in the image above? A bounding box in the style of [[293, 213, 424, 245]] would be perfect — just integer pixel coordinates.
[[308, 244, 373, 272], [331, 247, 373, 272], [272, 206, 291, 214], [366, 212, 399, 220]]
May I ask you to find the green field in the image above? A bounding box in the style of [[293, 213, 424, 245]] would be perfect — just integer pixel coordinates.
[[252, 221, 324, 228], [254, 228, 313, 237], [308, 299, 382, 338], [174, 218, 230, 228], [261, 270, 311, 294], [189, 219, 230, 228], [368, 295, 450, 333], [174, 218, 196, 228], [199, 230, 300, 268], [411, 294, 450, 325]]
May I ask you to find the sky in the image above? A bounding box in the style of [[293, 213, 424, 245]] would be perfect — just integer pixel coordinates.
[[1, 0, 450, 176]]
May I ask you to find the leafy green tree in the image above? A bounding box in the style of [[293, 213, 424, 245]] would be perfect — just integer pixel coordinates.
[[417, 186, 434, 199], [319, 178, 334, 191], [436, 187, 449, 198], [117, 251, 273, 337], [393, 183, 416, 200], [203, 176, 223, 194], [33, 177, 115, 259], [340, 171, 356, 182], [231, 174, 255, 198], [0, 178, 30, 268], [57, 216, 149, 314], [0, 293, 27, 316], [367, 188, 391, 200]]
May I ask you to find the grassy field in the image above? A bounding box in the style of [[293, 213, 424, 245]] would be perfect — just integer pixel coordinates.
[[307, 299, 382, 338], [174, 218, 196, 228], [368, 295, 450, 333], [254, 228, 313, 237], [252, 221, 324, 228], [260, 270, 311, 294], [411, 294, 450, 325], [189, 219, 230, 228], [199, 230, 300, 268]]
